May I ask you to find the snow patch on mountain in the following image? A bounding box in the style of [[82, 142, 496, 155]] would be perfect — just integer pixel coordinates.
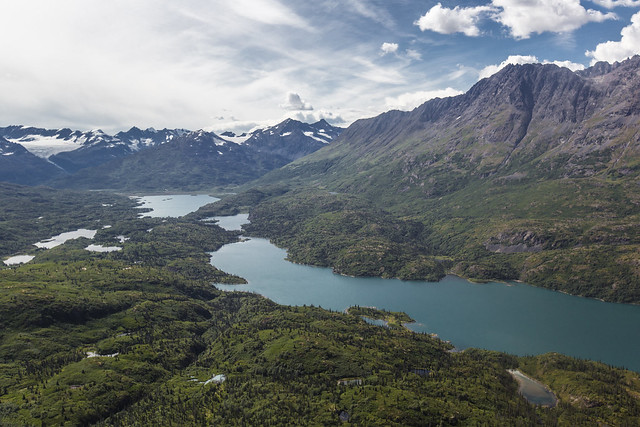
[[303, 131, 331, 144], [219, 131, 252, 145], [5, 135, 83, 159], [129, 138, 156, 151]]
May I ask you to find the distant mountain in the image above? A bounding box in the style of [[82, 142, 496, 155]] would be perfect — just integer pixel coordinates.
[[0, 136, 64, 185], [50, 127, 187, 173], [0, 119, 343, 189], [0, 126, 186, 174], [242, 55, 640, 303], [49, 119, 343, 191], [246, 119, 340, 162]]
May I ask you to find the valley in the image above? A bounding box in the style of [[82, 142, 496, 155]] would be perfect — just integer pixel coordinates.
[[2, 57, 640, 425], [210, 234, 640, 372], [1, 187, 640, 425]]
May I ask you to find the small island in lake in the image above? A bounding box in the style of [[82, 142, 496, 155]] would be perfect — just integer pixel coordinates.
[[347, 306, 415, 330]]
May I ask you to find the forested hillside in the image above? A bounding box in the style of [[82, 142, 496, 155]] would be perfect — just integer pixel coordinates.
[[2, 185, 640, 425]]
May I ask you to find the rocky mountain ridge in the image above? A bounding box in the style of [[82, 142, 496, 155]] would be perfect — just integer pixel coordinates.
[[0, 126, 188, 174], [267, 56, 640, 197]]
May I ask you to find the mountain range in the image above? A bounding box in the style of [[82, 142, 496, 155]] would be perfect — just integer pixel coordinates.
[[0, 119, 343, 189], [2, 56, 640, 302]]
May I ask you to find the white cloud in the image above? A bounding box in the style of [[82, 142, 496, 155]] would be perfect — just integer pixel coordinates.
[[586, 11, 640, 63], [380, 42, 399, 55], [208, 119, 273, 135], [354, 58, 406, 84], [222, 0, 311, 29], [406, 49, 422, 61], [209, 109, 347, 135], [285, 110, 346, 126], [344, 0, 395, 28], [415, 0, 617, 40], [493, 0, 617, 39], [479, 55, 585, 79], [548, 60, 586, 72], [479, 55, 539, 79], [385, 88, 464, 111], [542, 61, 585, 71], [590, 0, 640, 8], [0, 1, 397, 132], [415, 3, 496, 37], [280, 93, 314, 110]]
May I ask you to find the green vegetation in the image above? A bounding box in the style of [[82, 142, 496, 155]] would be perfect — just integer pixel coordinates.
[[0, 183, 140, 258], [2, 184, 640, 425], [347, 306, 414, 330], [518, 353, 640, 425], [239, 188, 446, 282], [186, 186, 288, 219], [224, 176, 640, 303]]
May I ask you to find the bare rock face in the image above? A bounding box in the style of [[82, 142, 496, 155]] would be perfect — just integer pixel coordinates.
[[485, 231, 545, 254]]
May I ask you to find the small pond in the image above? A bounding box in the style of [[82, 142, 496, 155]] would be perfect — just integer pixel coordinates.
[[133, 194, 219, 218]]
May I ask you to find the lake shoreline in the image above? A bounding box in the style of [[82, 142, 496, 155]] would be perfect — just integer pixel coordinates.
[[209, 234, 640, 372]]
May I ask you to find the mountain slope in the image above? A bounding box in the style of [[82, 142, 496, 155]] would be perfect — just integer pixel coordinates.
[[247, 118, 340, 162], [0, 137, 65, 185], [230, 56, 640, 303], [269, 56, 640, 194], [49, 127, 186, 173]]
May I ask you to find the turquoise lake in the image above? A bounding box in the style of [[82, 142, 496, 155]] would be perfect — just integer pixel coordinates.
[[129, 196, 640, 373], [212, 236, 640, 373]]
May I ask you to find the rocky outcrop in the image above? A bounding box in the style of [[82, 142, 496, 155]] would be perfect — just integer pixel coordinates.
[[485, 231, 545, 254]]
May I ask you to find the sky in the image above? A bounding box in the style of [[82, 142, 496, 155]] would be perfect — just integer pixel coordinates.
[[1, 0, 639, 134]]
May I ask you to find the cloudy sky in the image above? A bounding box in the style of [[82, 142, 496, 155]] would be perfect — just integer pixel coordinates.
[[1, 0, 639, 134]]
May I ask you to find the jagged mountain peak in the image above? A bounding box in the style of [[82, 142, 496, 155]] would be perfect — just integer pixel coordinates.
[[577, 54, 640, 79], [244, 118, 343, 160], [312, 118, 331, 127]]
